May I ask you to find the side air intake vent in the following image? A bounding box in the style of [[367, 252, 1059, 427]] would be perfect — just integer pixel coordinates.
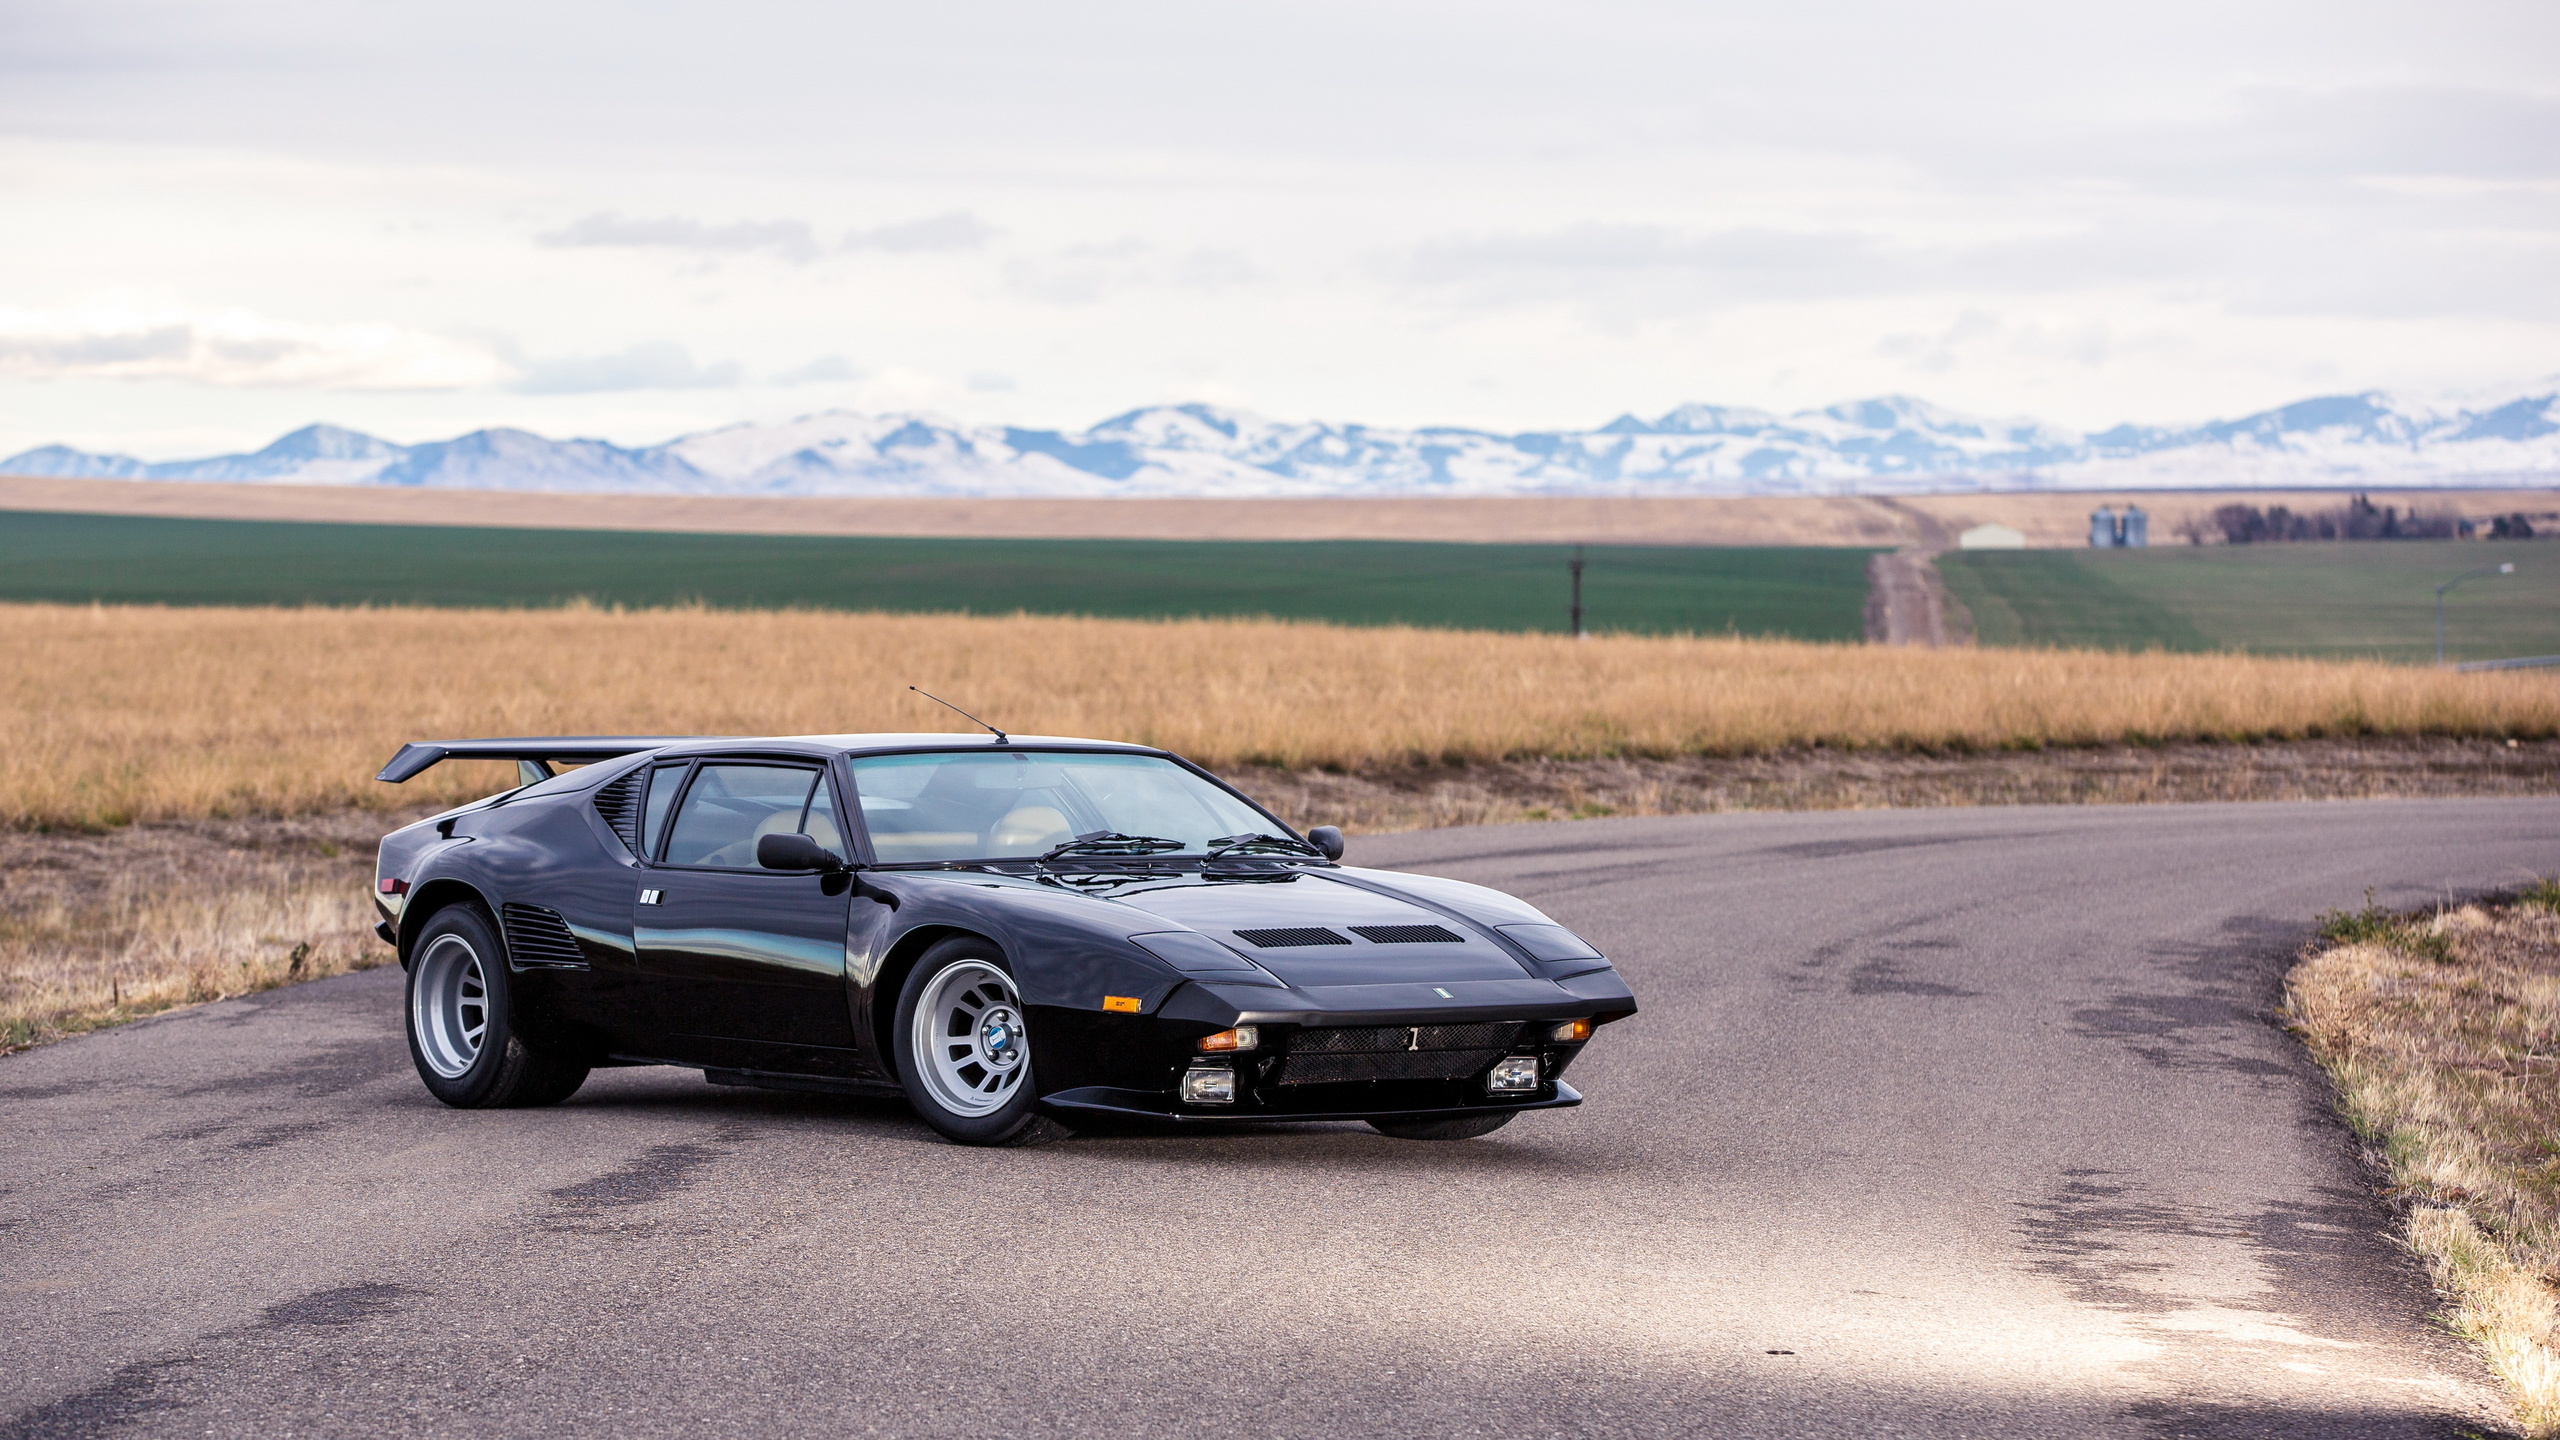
[[592, 770, 644, 854], [1234, 927, 1352, 948], [501, 903, 588, 970], [1349, 924, 1464, 944]]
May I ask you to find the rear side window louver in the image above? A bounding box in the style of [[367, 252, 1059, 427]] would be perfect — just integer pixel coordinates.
[[500, 903, 588, 970], [592, 770, 644, 854]]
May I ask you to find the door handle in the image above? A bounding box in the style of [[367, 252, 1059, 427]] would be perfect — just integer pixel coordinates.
[[639, 889, 664, 905]]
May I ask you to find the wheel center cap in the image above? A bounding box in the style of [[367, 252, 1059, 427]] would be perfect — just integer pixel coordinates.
[[979, 1010, 1020, 1062]]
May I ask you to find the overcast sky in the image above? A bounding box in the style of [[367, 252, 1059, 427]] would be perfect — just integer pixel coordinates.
[[4, 0, 2556, 456]]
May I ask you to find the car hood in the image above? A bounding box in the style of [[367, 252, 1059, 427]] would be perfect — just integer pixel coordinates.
[[1104, 870, 1536, 987]]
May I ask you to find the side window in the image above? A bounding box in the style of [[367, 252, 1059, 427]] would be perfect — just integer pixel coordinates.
[[662, 764, 820, 869], [803, 775, 845, 859], [640, 763, 689, 860]]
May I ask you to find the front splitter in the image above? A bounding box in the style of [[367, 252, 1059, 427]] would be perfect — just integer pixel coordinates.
[[1038, 1079, 1582, 1124]]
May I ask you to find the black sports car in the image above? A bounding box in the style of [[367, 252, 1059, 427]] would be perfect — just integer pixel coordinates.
[[372, 732, 1636, 1145]]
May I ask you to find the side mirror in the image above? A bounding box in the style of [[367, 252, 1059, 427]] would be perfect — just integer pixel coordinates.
[[1307, 825, 1345, 861], [757, 832, 847, 872]]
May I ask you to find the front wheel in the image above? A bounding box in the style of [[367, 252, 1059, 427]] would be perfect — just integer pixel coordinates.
[[406, 905, 590, 1109], [1367, 1112, 1515, 1141], [891, 938, 1071, 1147]]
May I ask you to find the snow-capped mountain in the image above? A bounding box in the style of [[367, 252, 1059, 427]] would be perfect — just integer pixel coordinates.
[[11, 384, 2557, 498]]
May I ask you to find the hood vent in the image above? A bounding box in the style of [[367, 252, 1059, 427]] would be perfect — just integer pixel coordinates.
[[1349, 924, 1463, 944], [501, 903, 588, 970], [1235, 926, 1351, 948], [592, 770, 644, 854]]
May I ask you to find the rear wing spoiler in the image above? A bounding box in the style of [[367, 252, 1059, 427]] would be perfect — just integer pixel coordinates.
[[375, 737, 701, 784]]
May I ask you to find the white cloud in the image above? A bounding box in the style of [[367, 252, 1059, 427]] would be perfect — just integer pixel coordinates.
[[0, 300, 513, 390], [843, 211, 993, 254], [531, 210, 994, 263], [771, 354, 859, 385], [537, 213, 821, 263], [509, 341, 742, 394]]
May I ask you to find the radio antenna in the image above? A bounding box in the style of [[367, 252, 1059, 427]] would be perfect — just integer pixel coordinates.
[[909, 687, 1008, 744]]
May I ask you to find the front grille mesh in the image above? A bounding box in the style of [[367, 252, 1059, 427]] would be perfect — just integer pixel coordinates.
[[501, 903, 588, 969], [592, 771, 644, 853], [1291, 1021, 1522, 1053], [1235, 926, 1351, 948], [1349, 924, 1464, 944], [1273, 1021, 1524, 1086]]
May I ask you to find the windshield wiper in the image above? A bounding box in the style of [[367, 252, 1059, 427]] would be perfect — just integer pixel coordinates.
[[1042, 831, 1189, 862], [1207, 832, 1325, 859]]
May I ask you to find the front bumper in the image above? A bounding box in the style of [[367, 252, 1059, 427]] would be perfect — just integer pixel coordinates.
[[1041, 1079, 1583, 1124], [1030, 1000, 1603, 1120]]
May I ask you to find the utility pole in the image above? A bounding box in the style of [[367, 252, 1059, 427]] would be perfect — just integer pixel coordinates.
[[1569, 545, 1586, 639], [2437, 561, 2519, 661]]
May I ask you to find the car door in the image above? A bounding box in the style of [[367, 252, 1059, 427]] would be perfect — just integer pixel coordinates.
[[634, 759, 862, 1074]]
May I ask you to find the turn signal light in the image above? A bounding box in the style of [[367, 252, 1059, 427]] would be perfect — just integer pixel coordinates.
[[1550, 1018, 1592, 1043], [1198, 1026, 1259, 1053]]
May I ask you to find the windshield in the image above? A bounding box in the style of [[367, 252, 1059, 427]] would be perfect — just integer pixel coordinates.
[[848, 751, 1280, 864]]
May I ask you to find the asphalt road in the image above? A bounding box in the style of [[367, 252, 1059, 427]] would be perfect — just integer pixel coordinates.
[[7, 798, 2557, 1439]]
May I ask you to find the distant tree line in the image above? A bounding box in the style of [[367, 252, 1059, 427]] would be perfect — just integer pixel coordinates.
[[2175, 493, 2530, 545]]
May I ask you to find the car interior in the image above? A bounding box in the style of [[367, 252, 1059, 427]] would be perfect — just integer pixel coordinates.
[[658, 763, 844, 868]]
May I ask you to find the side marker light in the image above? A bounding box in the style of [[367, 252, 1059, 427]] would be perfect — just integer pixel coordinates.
[[1180, 1067, 1237, 1104], [1550, 1018, 1592, 1043], [378, 878, 409, 895], [1487, 1056, 1541, 1093], [1198, 1026, 1259, 1052], [1102, 995, 1142, 1013]]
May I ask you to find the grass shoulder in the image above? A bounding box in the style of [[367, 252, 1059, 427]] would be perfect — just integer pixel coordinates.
[[2286, 883, 2560, 1434], [0, 811, 417, 1056]]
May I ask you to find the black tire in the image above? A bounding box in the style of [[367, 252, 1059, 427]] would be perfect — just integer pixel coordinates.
[[890, 937, 1072, 1147], [405, 904, 590, 1109], [1367, 1112, 1516, 1141]]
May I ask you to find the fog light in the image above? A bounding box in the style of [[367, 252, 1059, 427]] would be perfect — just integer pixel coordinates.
[[1550, 1018, 1592, 1043], [1487, 1056, 1541, 1093], [1198, 1026, 1259, 1053], [1180, 1067, 1237, 1105]]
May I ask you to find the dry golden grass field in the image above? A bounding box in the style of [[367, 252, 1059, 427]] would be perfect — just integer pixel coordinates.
[[5, 600, 2558, 830], [2289, 888, 2560, 1435], [0, 812, 393, 1052]]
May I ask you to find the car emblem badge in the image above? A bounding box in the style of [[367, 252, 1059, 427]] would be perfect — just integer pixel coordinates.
[[1407, 1027, 1421, 1051], [1433, 987, 1453, 998]]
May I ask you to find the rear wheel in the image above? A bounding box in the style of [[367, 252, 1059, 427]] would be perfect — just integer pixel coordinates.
[[405, 904, 590, 1109], [891, 938, 1071, 1147], [1367, 1112, 1515, 1141]]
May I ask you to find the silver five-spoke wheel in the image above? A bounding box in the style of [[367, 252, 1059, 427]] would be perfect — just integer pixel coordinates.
[[411, 932, 488, 1079], [911, 960, 1030, 1117]]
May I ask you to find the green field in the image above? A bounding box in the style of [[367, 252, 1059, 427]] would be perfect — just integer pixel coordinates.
[[0, 510, 1879, 640], [1939, 540, 2560, 663]]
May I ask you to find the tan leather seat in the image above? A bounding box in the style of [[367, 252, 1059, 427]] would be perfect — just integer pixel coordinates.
[[699, 807, 813, 868], [991, 805, 1072, 854]]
